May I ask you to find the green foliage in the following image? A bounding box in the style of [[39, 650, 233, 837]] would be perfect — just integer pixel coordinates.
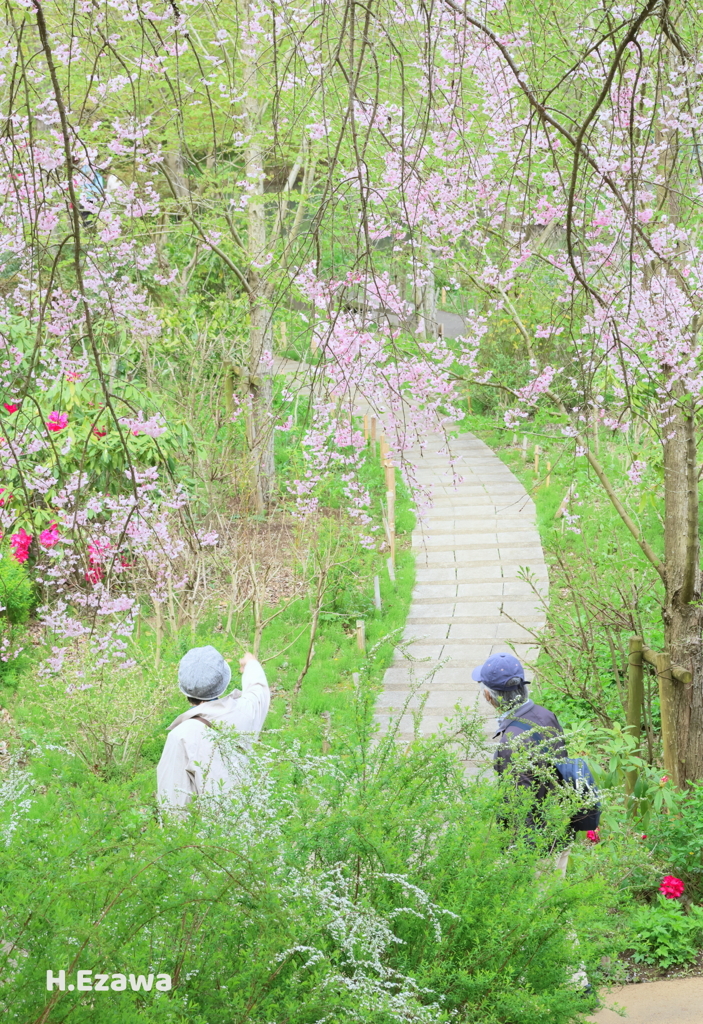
[[0, 550, 34, 624], [645, 784, 703, 904], [0, 718, 606, 1024], [631, 896, 703, 969]]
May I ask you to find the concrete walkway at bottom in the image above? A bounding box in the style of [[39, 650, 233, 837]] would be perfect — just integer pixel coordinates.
[[587, 976, 703, 1023], [374, 431, 548, 759]]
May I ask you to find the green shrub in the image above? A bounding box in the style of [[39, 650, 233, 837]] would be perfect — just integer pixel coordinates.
[[0, 709, 606, 1024], [631, 895, 703, 969], [0, 551, 34, 623]]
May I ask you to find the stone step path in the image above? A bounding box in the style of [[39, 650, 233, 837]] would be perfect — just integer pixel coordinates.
[[374, 431, 549, 757]]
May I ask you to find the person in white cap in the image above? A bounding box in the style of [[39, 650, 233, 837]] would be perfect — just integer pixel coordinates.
[[157, 647, 270, 813]]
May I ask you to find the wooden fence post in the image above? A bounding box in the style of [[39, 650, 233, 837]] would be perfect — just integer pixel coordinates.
[[546, 460, 551, 486], [522, 435, 528, 462], [626, 636, 644, 794], [533, 445, 540, 474], [655, 651, 680, 787], [356, 620, 366, 653]]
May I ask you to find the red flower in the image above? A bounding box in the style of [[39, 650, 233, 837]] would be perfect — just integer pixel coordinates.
[[661, 775, 669, 784], [659, 875, 685, 899], [10, 527, 32, 563], [47, 411, 68, 432], [3, 403, 18, 413], [92, 426, 107, 437], [39, 522, 60, 549], [586, 828, 600, 843], [640, 834, 648, 840]]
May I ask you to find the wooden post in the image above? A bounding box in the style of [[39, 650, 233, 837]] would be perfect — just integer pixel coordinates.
[[655, 651, 680, 787], [370, 416, 377, 456], [363, 414, 370, 440], [356, 619, 366, 653], [280, 322, 287, 350], [546, 460, 551, 486], [384, 459, 396, 496], [512, 432, 518, 446], [626, 637, 644, 794], [467, 389, 472, 415], [438, 322, 444, 340], [441, 286, 446, 306], [373, 575, 382, 611], [387, 488, 396, 569], [534, 445, 540, 474], [522, 435, 528, 462]]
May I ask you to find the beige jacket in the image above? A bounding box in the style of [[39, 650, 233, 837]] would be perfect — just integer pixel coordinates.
[[157, 658, 270, 812]]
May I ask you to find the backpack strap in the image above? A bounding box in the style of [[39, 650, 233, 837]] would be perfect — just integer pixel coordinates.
[[191, 714, 215, 729]]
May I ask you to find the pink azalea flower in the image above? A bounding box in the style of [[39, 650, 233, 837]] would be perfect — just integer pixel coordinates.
[[47, 411, 68, 432], [586, 828, 600, 844], [3, 403, 18, 413], [660, 875, 685, 899], [39, 522, 60, 548], [10, 527, 32, 563]]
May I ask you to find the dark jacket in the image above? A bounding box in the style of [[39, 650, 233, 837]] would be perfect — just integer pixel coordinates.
[[493, 699, 568, 822]]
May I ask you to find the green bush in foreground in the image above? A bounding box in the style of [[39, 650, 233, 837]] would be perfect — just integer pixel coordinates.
[[0, 709, 607, 1024]]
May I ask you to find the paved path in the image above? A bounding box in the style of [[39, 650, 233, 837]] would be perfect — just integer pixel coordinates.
[[586, 976, 703, 1023], [374, 431, 549, 756]]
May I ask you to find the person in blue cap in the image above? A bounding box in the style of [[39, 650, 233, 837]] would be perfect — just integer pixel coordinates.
[[472, 652, 567, 826]]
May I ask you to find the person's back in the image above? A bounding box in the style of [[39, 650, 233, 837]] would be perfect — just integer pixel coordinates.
[[472, 653, 566, 825], [157, 648, 270, 813]]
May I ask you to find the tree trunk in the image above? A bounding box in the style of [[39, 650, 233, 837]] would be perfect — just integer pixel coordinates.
[[662, 394, 703, 785], [243, 1, 275, 510]]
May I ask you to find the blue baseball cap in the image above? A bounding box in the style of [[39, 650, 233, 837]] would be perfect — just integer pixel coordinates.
[[471, 652, 526, 690]]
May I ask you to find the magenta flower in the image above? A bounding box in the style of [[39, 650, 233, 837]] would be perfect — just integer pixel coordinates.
[[47, 411, 68, 432], [10, 527, 32, 563], [39, 522, 60, 548], [3, 403, 18, 413], [586, 828, 600, 844], [660, 875, 685, 899]]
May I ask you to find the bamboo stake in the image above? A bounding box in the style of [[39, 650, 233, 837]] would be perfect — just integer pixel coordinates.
[[546, 460, 551, 486], [522, 435, 528, 461], [533, 445, 540, 474], [363, 414, 370, 440], [441, 286, 446, 306]]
